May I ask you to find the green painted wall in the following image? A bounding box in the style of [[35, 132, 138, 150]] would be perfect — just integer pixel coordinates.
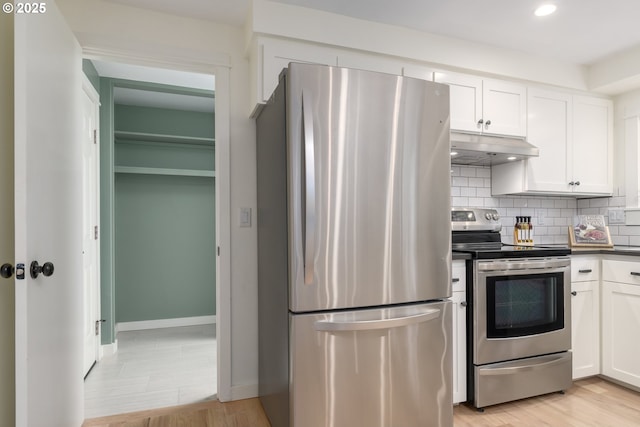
[[115, 174, 215, 321], [115, 104, 214, 139], [113, 102, 216, 323]]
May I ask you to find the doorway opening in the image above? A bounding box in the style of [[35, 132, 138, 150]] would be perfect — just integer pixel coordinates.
[[82, 58, 220, 418]]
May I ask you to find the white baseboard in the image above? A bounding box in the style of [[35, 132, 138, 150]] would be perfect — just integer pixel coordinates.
[[101, 340, 118, 358], [116, 315, 216, 332]]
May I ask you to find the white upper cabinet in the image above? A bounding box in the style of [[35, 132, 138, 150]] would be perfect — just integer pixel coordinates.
[[492, 89, 613, 197], [572, 96, 614, 195], [337, 52, 404, 76], [249, 38, 338, 113], [402, 65, 434, 82], [434, 72, 526, 137]]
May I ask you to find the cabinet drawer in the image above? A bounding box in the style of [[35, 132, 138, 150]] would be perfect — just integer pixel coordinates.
[[602, 259, 640, 285], [452, 260, 467, 293], [571, 256, 600, 282]]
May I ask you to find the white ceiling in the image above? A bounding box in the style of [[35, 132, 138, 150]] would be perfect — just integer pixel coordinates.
[[105, 0, 640, 66]]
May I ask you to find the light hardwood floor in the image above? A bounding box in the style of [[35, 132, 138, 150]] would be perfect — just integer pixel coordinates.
[[84, 377, 640, 427]]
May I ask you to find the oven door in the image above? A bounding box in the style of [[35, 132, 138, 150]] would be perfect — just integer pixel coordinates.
[[473, 257, 571, 365]]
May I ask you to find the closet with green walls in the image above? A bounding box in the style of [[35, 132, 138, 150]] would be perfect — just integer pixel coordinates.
[[112, 86, 216, 327]]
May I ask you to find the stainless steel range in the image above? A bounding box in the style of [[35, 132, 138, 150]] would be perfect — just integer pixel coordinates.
[[452, 207, 573, 410]]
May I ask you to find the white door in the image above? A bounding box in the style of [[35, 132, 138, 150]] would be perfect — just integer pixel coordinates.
[[81, 78, 100, 378], [14, 4, 84, 426]]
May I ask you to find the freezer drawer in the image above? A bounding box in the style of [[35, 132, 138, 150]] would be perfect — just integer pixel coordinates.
[[290, 301, 452, 427], [473, 351, 572, 409]]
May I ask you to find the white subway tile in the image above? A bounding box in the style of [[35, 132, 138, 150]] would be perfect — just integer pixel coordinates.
[[468, 197, 485, 207], [468, 177, 485, 188], [460, 167, 477, 177], [499, 198, 514, 208], [554, 199, 568, 209], [452, 177, 469, 187], [460, 187, 477, 197], [452, 197, 469, 207], [590, 198, 609, 208], [476, 168, 491, 178]]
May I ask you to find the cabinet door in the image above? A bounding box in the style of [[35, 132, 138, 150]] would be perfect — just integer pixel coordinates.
[[261, 41, 337, 102], [572, 96, 613, 195], [403, 65, 434, 81], [602, 281, 640, 388], [434, 72, 482, 133], [571, 280, 600, 379], [482, 79, 527, 137], [526, 89, 572, 192], [337, 52, 404, 76], [452, 291, 467, 404]]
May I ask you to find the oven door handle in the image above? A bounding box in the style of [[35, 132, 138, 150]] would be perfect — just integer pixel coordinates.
[[477, 258, 570, 272], [478, 354, 569, 376]]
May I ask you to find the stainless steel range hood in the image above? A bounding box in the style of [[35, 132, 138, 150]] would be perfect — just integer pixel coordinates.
[[449, 132, 539, 166]]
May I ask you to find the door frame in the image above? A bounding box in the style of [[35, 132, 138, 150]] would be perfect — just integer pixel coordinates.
[[81, 74, 102, 376], [82, 48, 232, 401]]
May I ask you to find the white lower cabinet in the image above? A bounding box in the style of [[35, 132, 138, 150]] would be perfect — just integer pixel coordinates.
[[570, 256, 600, 379], [451, 260, 467, 404], [602, 259, 640, 388]]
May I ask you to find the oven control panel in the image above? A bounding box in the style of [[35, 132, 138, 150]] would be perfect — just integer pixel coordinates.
[[451, 207, 502, 232]]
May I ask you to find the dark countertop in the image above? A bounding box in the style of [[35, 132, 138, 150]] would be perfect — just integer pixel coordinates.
[[452, 252, 472, 260], [571, 246, 640, 256]]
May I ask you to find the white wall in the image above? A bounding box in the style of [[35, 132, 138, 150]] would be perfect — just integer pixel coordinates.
[[56, 0, 259, 397], [0, 11, 15, 427]]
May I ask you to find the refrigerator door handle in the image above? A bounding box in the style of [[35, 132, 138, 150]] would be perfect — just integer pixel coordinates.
[[314, 308, 441, 332], [302, 92, 316, 285]]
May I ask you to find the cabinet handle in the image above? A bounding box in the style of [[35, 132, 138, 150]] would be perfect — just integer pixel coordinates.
[[575, 181, 580, 186], [630, 272, 640, 276], [484, 119, 491, 129], [452, 278, 460, 283], [569, 181, 575, 186], [578, 269, 592, 273], [571, 291, 577, 296]]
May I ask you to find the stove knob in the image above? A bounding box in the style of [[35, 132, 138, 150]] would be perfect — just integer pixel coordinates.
[[485, 212, 492, 220], [492, 213, 500, 221]]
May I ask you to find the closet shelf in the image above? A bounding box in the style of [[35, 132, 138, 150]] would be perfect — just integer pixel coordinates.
[[114, 130, 215, 146], [115, 166, 215, 178]]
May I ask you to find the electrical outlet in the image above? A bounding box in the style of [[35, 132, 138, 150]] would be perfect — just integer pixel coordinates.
[[608, 208, 625, 225]]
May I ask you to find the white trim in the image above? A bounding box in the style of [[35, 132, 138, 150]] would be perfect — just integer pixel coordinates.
[[214, 66, 233, 403], [116, 315, 216, 332], [229, 383, 259, 401], [80, 48, 232, 401], [100, 340, 118, 358]]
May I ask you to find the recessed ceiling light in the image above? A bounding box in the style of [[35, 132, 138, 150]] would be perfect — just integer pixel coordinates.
[[535, 4, 557, 17]]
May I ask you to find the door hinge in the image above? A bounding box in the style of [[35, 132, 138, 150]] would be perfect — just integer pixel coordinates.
[[217, 246, 220, 256], [93, 129, 97, 144], [95, 319, 106, 336], [94, 225, 99, 240]]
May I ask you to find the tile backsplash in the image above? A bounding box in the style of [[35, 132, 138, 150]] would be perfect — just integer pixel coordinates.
[[451, 165, 640, 247]]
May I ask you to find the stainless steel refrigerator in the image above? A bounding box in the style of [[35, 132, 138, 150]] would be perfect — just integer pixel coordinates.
[[257, 63, 452, 427]]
